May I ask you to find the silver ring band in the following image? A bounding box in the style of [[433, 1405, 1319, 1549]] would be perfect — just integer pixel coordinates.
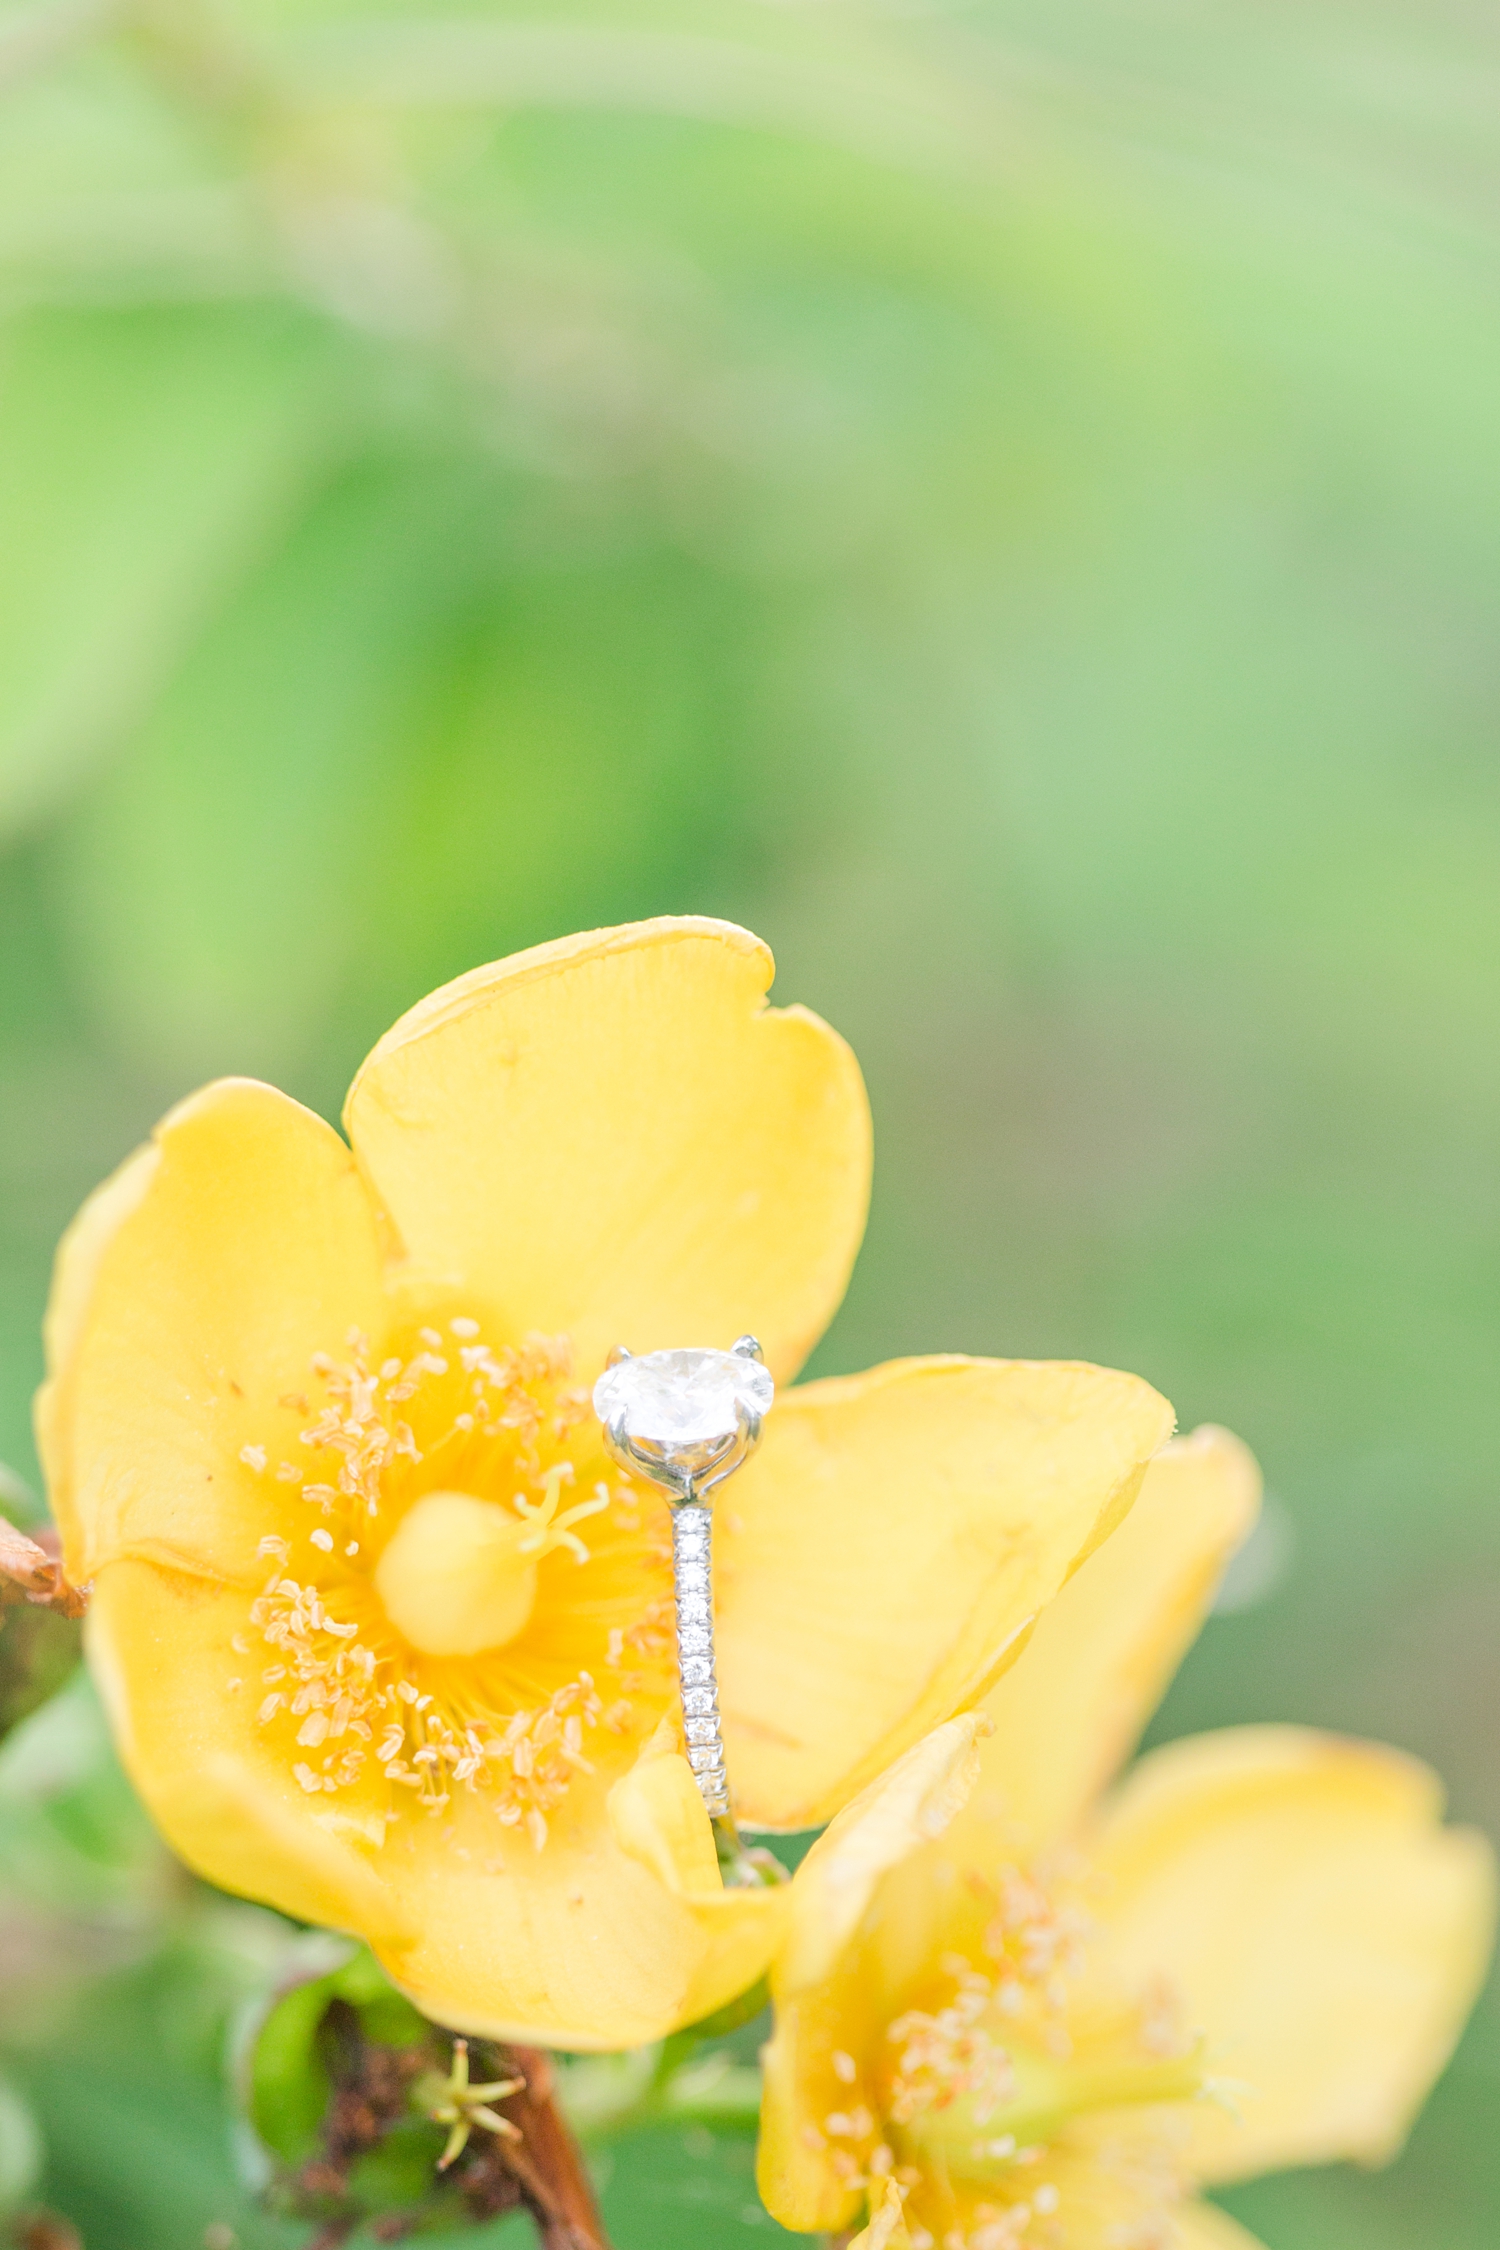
[[672, 1498, 729, 1817]]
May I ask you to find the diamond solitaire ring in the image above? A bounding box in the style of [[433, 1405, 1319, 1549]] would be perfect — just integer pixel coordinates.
[[594, 1337, 772, 1867]]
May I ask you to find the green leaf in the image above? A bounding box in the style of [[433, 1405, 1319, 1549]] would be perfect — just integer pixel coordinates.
[[12, 1956, 311, 2250], [245, 1963, 340, 2171], [243, 1938, 430, 2168], [594, 2123, 798, 2247]]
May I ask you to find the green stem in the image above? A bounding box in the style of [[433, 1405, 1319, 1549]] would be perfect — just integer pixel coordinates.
[[556, 2043, 764, 2143], [655, 2053, 763, 2131]]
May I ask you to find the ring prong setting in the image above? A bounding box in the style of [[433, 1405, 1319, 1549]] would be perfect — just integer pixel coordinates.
[[592, 1344, 773, 1505]]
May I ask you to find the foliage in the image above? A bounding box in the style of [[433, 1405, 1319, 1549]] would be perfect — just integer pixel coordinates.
[[3, 0, 1500, 2244], [0, 1664, 793, 2246]]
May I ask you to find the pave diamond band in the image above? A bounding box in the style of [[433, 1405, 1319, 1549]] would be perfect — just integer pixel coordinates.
[[593, 1339, 772, 1830], [671, 1503, 728, 1813]]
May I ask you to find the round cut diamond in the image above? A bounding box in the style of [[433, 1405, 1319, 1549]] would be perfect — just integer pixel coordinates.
[[593, 1347, 773, 1450]]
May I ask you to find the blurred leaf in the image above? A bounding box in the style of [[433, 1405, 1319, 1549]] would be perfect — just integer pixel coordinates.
[[13, 1954, 312, 2250], [237, 1941, 572, 2244], [0, 1667, 173, 2052], [343, 545, 770, 1022], [51, 482, 781, 1091], [0, 1602, 80, 1746], [0, 1467, 35, 1524], [243, 1938, 429, 2170], [593, 2123, 797, 2248], [344, 2119, 454, 2217], [0, 1667, 161, 1903], [0, 1678, 307, 2245], [244, 1956, 345, 2174], [0, 2073, 42, 2220], [0, 305, 343, 844], [49, 446, 502, 1081]]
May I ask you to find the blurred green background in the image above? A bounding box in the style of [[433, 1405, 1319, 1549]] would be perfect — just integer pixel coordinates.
[[3, 0, 1500, 2243]]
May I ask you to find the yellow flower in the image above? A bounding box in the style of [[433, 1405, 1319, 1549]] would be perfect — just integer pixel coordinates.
[[759, 1426, 1497, 2249], [36, 918, 1173, 2049]]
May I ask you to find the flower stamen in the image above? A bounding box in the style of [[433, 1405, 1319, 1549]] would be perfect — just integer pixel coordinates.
[[236, 1322, 672, 1847], [416, 2038, 523, 2171], [878, 1859, 1201, 2250]]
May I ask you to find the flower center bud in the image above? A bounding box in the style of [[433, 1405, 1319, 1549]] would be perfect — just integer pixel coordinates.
[[376, 1490, 544, 1656]]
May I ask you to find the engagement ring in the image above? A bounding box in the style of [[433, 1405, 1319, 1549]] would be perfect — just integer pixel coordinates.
[[594, 1337, 772, 1867]]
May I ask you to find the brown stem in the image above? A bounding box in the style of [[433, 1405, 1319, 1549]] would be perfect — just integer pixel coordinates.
[[494, 2045, 612, 2250], [285, 2006, 615, 2250], [12, 2217, 85, 2250], [0, 1517, 88, 1618], [306, 2224, 359, 2250]]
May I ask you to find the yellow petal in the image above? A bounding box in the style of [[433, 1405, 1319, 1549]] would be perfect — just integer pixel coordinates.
[[849, 2178, 914, 2250], [38, 1079, 390, 1585], [778, 1714, 991, 1999], [386, 1846, 778, 2049], [606, 1721, 792, 2029], [900, 2152, 1265, 2250], [33, 1138, 158, 1531], [908, 2143, 1229, 2250], [343, 918, 870, 1385], [87, 1561, 414, 1942], [757, 1718, 990, 2236], [717, 1357, 1175, 1829], [388, 1729, 788, 2046], [608, 1717, 723, 1895], [88, 1561, 789, 2048], [1174, 2205, 1270, 2250], [1089, 1726, 1497, 2182], [947, 1426, 1260, 1860]]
